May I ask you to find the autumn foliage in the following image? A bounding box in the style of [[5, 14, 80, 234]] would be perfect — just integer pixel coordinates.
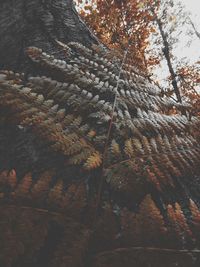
[[77, 0, 159, 71], [177, 63, 200, 116], [76, 0, 200, 114]]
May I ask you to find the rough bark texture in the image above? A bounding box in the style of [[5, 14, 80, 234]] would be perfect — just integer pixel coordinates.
[[0, 0, 99, 71], [0, 1, 200, 267]]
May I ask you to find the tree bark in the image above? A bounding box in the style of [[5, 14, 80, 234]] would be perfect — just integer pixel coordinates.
[[0, 0, 99, 71], [0, 0, 100, 177], [150, 7, 182, 103]]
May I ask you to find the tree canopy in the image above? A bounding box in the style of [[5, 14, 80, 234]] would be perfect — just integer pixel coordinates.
[[76, 0, 200, 114]]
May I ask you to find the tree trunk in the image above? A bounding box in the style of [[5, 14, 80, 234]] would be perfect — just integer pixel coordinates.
[[150, 7, 182, 103], [0, 0, 99, 71]]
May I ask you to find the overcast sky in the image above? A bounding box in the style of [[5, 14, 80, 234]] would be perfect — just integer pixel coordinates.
[[174, 0, 200, 63], [181, 0, 200, 23]]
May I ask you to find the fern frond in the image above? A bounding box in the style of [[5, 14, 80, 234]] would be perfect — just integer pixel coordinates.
[[14, 173, 32, 197], [31, 171, 53, 199], [110, 139, 121, 156], [174, 203, 193, 238], [48, 180, 64, 205], [124, 139, 134, 158], [189, 199, 200, 232], [87, 130, 96, 138], [84, 152, 102, 170], [131, 138, 143, 154], [68, 148, 95, 165], [65, 138, 88, 156]]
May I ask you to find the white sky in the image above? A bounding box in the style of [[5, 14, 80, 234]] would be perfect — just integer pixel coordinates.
[[175, 0, 200, 63], [181, 0, 200, 22], [153, 0, 200, 88]]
